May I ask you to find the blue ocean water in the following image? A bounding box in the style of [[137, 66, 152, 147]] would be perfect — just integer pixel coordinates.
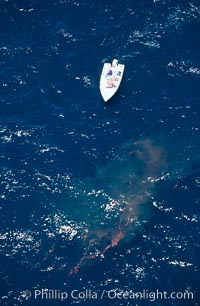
[[0, 0, 200, 305]]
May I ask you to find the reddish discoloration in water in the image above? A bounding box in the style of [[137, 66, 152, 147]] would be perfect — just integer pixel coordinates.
[[68, 140, 166, 277]]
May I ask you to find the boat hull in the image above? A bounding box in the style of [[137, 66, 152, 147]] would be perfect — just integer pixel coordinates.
[[100, 62, 125, 102]]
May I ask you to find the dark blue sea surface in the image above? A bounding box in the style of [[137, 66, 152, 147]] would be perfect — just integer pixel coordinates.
[[0, 0, 200, 305]]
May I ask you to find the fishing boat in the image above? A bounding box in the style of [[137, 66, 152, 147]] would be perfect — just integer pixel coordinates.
[[100, 59, 125, 102]]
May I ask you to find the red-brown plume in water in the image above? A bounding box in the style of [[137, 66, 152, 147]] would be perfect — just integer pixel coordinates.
[[69, 139, 167, 276]]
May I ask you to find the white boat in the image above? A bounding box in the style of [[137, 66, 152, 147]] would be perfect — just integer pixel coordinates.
[[100, 59, 125, 102]]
